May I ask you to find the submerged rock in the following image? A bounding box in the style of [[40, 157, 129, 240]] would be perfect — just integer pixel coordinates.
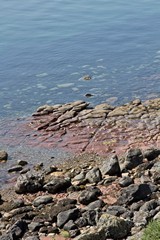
[[0, 150, 8, 162]]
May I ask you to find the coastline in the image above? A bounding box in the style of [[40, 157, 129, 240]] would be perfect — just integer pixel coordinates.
[[0, 98, 160, 239]]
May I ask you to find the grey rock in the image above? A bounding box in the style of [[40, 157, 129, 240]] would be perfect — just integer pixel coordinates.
[[118, 184, 152, 205], [4, 206, 33, 219], [78, 190, 98, 205], [63, 220, 78, 230], [69, 229, 80, 238], [143, 148, 160, 161], [73, 170, 86, 181], [106, 205, 127, 217], [24, 237, 40, 240], [130, 201, 144, 211], [15, 172, 44, 194], [82, 210, 99, 226], [119, 176, 133, 187], [0, 234, 13, 240], [75, 217, 88, 228], [153, 211, 160, 220], [87, 199, 105, 210], [43, 178, 71, 193], [75, 226, 106, 240], [140, 199, 158, 212], [85, 167, 102, 183], [57, 208, 79, 228], [28, 222, 42, 231], [0, 150, 8, 161], [4, 220, 27, 239], [49, 201, 76, 222], [133, 211, 149, 227], [33, 195, 53, 207], [97, 213, 133, 239], [86, 186, 102, 196], [101, 155, 121, 176], [124, 148, 143, 170]]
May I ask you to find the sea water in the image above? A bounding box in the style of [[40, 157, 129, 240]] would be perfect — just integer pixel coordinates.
[[0, 0, 160, 117]]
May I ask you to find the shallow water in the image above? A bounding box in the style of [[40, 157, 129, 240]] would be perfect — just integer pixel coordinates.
[[1, 0, 160, 186], [0, 0, 160, 117]]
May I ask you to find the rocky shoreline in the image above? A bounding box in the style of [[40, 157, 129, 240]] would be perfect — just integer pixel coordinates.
[[0, 98, 160, 239], [0, 148, 160, 239]]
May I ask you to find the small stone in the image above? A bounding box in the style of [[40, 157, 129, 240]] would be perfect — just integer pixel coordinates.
[[82, 210, 99, 226], [106, 205, 127, 217], [28, 222, 42, 232], [124, 148, 143, 170], [57, 208, 79, 228], [133, 211, 149, 227], [101, 155, 121, 176], [119, 176, 133, 187], [17, 160, 28, 166], [33, 195, 53, 207], [63, 220, 77, 230], [85, 167, 102, 183], [78, 190, 98, 205], [87, 199, 105, 210]]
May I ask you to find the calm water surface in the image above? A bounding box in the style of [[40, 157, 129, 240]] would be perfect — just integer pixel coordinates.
[[1, 0, 160, 117]]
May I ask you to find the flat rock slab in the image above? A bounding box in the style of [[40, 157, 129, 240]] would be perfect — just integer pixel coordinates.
[[0, 99, 160, 157]]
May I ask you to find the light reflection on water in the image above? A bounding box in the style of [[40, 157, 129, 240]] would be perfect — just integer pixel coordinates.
[[0, 0, 160, 117]]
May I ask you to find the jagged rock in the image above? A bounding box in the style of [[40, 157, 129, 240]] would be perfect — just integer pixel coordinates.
[[139, 199, 158, 212], [78, 190, 98, 205], [15, 172, 44, 194], [75, 217, 88, 228], [0, 150, 8, 161], [57, 208, 80, 228], [97, 213, 133, 239], [100, 155, 121, 176], [119, 176, 133, 187], [43, 178, 71, 193], [123, 148, 143, 170], [28, 222, 42, 232], [118, 184, 152, 205], [82, 210, 99, 226], [133, 211, 149, 227], [106, 205, 127, 217], [85, 167, 102, 183], [143, 148, 160, 161], [0, 220, 27, 240], [49, 200, 76, 222]]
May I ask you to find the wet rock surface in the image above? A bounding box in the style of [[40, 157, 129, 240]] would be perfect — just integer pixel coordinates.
[[0, 98, 160, 157]]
